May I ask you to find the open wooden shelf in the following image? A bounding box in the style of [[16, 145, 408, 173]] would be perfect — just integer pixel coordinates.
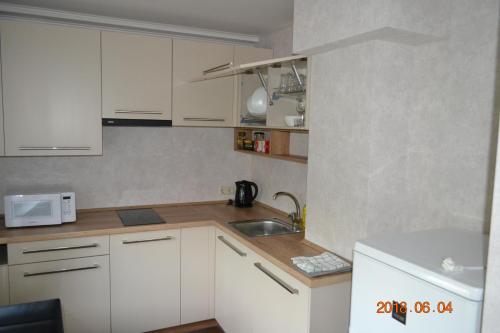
[[234, 128, 308, 164]]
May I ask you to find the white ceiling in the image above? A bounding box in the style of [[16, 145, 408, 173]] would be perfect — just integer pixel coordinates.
[[0, 0, 293, 35]]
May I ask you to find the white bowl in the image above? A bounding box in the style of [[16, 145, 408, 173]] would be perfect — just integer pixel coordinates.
[[246, 87, 268, 116], [285, 115, 302, 127]]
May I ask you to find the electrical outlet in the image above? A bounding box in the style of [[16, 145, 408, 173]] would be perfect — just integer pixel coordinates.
[[220, 186, 234, 195]]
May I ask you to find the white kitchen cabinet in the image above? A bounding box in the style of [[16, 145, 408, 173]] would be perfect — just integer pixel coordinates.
[[0, 265, 8, 306], [8, 235, 109, 265], [215, 232, 311, 333], [9, 255, 110, 333], [0, 20, 102, 156], [251, 257, 311, 333], [172, 39, 234, 127], [110, 230, 180, 333], [102, 31, 172, 122], [181, 226, 215, 324], [215, 230, 254, 333], [215, 230, 352, 333]]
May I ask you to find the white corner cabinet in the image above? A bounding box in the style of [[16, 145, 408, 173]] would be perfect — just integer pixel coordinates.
[[181, 226, 216, 325], [215, 230, 351, 333], [0, 20, 102, 156], [172, 39, 271, 127], [101, 31, 172, 122]]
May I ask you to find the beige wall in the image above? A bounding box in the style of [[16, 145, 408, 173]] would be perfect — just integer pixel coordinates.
[[295, 0, 500, 260], [482, 25, 500, 333], [0, 127, 251, 211], [257, 25, 294, 58], [250, 132, 308, 213], [483, 137, 500, 332]]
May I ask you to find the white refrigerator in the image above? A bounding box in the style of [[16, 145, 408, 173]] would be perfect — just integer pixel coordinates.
[[349, 228, 487, 333]]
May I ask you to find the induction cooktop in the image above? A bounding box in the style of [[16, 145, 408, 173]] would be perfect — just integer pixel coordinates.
[[117, 208, 165, 226]]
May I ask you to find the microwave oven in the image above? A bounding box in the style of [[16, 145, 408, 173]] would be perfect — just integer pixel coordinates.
[[4, 192, 76, 228]]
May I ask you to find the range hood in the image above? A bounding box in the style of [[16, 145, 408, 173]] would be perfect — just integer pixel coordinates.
[[102, 118, 172, 127]]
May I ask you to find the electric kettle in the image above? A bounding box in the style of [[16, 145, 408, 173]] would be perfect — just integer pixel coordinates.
[[234, 180, 258, 208]]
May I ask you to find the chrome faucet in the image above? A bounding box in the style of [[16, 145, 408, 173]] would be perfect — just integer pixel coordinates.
[[273, 191, 302, 231]]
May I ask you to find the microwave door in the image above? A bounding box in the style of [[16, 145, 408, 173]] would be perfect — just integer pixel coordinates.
[[6, 194, 62, 227]]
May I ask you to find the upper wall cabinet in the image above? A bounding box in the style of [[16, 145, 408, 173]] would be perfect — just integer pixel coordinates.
[[102, 31, 172, 123], [0, 20, 102, 156], [172, 39, 235, 127]]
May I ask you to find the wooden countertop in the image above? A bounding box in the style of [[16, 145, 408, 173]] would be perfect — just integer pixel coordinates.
[[0, 201, 351, 288]]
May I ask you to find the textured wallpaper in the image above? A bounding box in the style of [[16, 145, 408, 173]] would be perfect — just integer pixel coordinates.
[[0, 127, 252, 211], [296, 0, 500, 260], [483, 136, 500, 332]]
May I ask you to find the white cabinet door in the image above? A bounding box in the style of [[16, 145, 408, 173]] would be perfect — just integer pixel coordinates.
[[215, 230, 253, 333], [102, 31, 172, 121], [0, 266, 8, 306], [110, 230, 180, 333], [250, 257, 311, 333], [172, 39, 234, 127], [9, 256, 110, 333], [181, 226, 215, 324], [0, 20, 102, 156]]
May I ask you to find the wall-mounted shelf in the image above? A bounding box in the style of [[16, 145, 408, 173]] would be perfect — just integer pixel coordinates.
[[234, 128, 308, 164]]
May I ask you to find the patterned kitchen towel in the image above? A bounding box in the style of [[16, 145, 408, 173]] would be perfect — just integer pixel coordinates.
[[291, 252, 352, 277]]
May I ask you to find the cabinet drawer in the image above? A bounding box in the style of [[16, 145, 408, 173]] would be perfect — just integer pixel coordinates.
[[8, 236, 109, 265], [9, 256, 110, 333]]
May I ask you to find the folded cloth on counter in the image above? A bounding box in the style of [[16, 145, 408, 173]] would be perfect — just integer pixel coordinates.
[[291, 252, 352, 277]]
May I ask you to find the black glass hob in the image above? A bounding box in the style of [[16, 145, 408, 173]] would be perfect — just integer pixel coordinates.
[[117, 208, 165, 226]]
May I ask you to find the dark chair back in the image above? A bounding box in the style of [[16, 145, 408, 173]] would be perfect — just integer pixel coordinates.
[[0, 299, 64, 333]]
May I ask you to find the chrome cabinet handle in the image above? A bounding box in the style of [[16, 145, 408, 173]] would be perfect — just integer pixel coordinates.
[[254, 263, 299, 295], [122, 236, 174, 244], [115, 109, 164, 115], [19, 147, 91, 151], [203, 62, 232, 75], [183, 117, 225, 122], [24, 264, 100, 277], [22, 243, 99, 254], [217, 236, 246, 257]]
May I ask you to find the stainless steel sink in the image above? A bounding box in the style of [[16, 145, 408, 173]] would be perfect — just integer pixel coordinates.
[[228, 218, 301, 237]]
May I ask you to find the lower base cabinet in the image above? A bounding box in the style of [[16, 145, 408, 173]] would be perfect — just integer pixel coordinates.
[[215, 230, 352, 333], [181, 226, 215, 324], [215, 230, 254, 333], [110, 230, 181, 333], [9, 255, 110, 333], [0, 265, 8, 306]]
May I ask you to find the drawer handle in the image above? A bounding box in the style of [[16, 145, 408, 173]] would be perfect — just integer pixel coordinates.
[[115, 109, 164, 115], [217, 236, 246, 257], [254, 262, 299, 295], [122, 236, 174, 244], [19, 146, 91, 151], [24, 264, 100, 277], [22, 243, 99, 254], [203, 62, 232, 75], [183, 117, 226, 122]]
